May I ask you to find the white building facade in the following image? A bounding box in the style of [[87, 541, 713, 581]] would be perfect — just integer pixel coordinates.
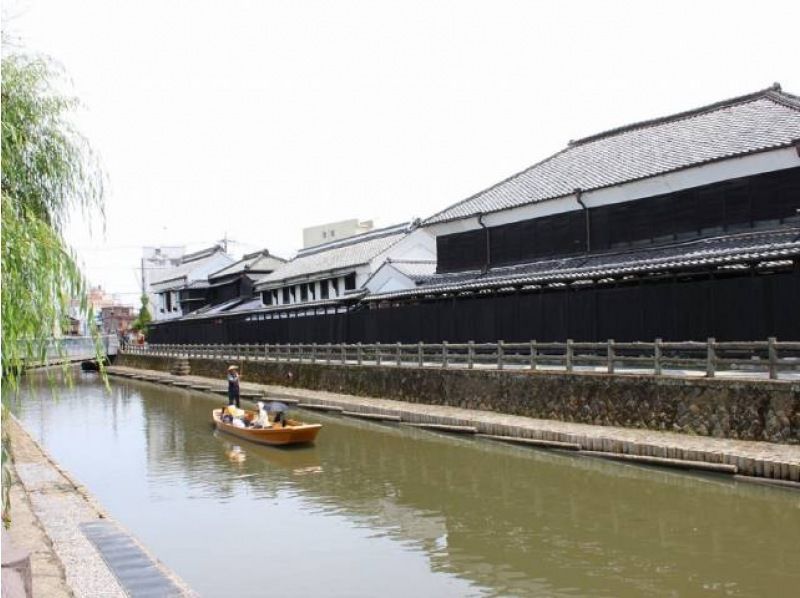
[[148, 246, 234, 321]]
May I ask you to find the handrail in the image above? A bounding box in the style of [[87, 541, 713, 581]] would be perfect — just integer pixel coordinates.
[[123, 336, 799, 380]]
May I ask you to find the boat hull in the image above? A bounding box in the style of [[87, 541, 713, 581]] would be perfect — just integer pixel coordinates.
[[212, 409, 321, 446]]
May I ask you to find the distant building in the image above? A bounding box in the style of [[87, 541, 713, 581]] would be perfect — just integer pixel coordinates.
[[303, 219, 374, 248], [88, 285, 115, 313], [179, 249, 286, 318], [148, 246, 234, 321], [100, 305, 137, 335], [255, 222, 435, 313], [141, 246, 185, 316]]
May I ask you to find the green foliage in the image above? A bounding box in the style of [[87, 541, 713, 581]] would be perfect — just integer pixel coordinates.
[[1, 52, 104, 385], [131, 294, 152, 334], [2, 50, 105, 527]]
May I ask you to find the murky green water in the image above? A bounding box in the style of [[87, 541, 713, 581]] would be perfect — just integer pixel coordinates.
[[8, 371, 800, 597]]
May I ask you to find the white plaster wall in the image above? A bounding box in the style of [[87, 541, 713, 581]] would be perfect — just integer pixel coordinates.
[[365, 265, 414, 294], [369, 229, 436, 272]]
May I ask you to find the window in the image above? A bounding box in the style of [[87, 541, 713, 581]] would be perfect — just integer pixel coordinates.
[[310, 283, 316, 300], [165, 291, 172, 312], [320, 279, 329, 299], [272, 290, 279, 305], [344, 273, 356, 290], [330, 278, 339, 296], [282, 287, 290, 304], [262, 291, 272, 306], [290, 286, 297, 302], [300, 284, 308, 301]]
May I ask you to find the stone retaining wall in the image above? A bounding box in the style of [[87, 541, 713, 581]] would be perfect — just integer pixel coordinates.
[[117, 353, 800, 443]]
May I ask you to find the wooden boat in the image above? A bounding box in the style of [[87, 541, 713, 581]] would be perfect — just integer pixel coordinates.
[[212, 409, 322, 446]]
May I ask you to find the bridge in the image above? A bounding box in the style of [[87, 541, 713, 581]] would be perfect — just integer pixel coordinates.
[[21, 335, 120, 367]]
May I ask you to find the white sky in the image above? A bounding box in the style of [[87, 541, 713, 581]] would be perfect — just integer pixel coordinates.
[[4, 0, 799, 303]]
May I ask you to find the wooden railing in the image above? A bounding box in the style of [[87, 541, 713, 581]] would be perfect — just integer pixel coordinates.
[[124, 338, 800, 380]]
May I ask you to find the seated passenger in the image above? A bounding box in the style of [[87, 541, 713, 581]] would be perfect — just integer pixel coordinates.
[[252, 402, 271, 428]]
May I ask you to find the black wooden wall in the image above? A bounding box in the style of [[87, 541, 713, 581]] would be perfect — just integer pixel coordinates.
[[437, 167, 800, 272], [149, 267, 800, 344]]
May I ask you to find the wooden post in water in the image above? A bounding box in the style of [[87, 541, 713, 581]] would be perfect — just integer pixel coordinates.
[[468, 340, 475, 369], [497, 340, 504, 370], [418, 342, 424, 368], [396, 342, 402, 367], [768, 337, 778, 380], [706, 338, 716, 378], [442, 341, 449, 368], [530, 340, 537, 370], [357, 342, 363, 365]]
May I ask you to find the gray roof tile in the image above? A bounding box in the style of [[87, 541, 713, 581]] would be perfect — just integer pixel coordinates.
[[425, 87, 800, 225], [209, 250, 286, 280], [255, 223, 410, 288], [366, 226, 800, 300], [387, 260, 437, 281]]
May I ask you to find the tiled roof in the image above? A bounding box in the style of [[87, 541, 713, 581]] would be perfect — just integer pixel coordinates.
[[255, 223, 411, 288], [425, 86, 800, 225], [150, 246, 232, 286], [365, 226, 800, 300], [387, 260, 437, 281], [209, 250, 286, 280]]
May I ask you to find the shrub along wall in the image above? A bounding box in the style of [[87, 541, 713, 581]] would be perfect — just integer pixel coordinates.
[[117, 353, 800, 444]]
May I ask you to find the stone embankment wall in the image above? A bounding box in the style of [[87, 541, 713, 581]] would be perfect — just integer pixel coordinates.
[[118, 354, 800, 444]]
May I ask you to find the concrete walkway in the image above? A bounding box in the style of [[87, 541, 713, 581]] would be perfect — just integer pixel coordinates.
[[3, 416, 195, 597], [108, 365, 800, 486]]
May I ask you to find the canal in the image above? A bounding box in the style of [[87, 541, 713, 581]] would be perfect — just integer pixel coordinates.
[[9, 370, 800, 597]]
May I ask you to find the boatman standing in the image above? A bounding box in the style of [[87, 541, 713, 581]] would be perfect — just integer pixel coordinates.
[[227, 365, 241, 408]]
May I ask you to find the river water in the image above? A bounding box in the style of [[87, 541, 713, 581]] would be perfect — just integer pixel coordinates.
[[8, 371, 800, 597]]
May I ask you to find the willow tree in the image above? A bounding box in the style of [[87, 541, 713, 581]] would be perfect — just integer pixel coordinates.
[[2, 50, 105, 525], [1, 52, 105, 381]]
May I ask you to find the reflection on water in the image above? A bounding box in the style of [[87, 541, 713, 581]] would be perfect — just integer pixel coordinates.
[[9, 371, 800, 597]]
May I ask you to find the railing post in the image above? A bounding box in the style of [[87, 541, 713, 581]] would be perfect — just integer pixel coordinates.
[[417, 342, 424, 368], [706, 337, 716, 378], [442, 341, 449, 368], [265, 343, 269, 361], [607, 339, 615, 374], [529, 340, 537, 371], [341, 344, 346, 365], [654, 338, 662, 376], [376, 344, 382, 366], [357, 342, 363, 365], [326, 343, 331, 364], [566, 339, 574, 373], [768, 336, 778, 380], [468, 340, 475, 369], [396, 342, 402, 367], [497, 340, 504, 370]]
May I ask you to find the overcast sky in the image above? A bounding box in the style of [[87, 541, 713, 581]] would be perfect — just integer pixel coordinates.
[[5, 0, 799, 303]]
